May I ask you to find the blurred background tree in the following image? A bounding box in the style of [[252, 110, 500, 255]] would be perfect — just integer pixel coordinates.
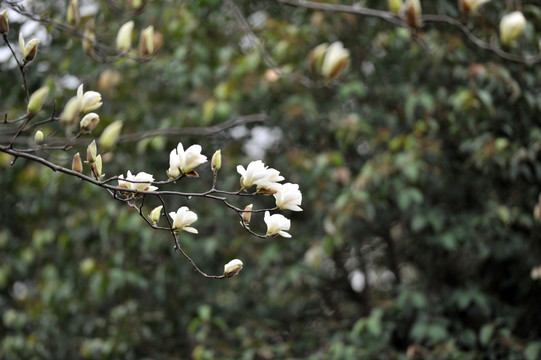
[[1, 0, 541, 359]]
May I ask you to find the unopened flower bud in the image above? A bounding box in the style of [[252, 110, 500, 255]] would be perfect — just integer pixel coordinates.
[[139, 25, 154, 57], [404, 0, 422, 29], [27, 86, 49, 114], [87, 139, 97, 163], [223, 259, 243, 277], [60, 96, 82, 126], [19, 33, 40, 63], [321, 41, 350, 80], [116, 20, 134, 53], [66, 0, 80, 25], [211, 149, 221, 173], [83, 19, 96, 54], [92, 154, 102, 179], [0, 9, 9, 35], [80, 112, 100, 132], [149, 205, 163, 225], [34, 130, 44, 145], [459, 0, 490, 16], [388, 0, 402, 13], [500, 11, 526, 46], [241, 204, 253, 225], [72, 152, 83, 173], [99, 120, 123, 150]]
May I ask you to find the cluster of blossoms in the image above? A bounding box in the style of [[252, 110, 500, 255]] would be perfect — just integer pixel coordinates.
[[111, 142, 303, 276]]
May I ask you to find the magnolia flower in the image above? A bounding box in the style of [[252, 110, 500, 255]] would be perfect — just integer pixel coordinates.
[[34, 130, 44, 145], [241, 204, 253, 225], [167, 142, 207, 178], [80, 112, 100, 132], [118, 170, 158, 192], [321, 41, 350, 80], [139, 25, 154, 57], [19, 32, 40, 62], [388, 0, 402, 13], [72, 152, 83, 173], [86, 139, 97, 163], [224, 259, 243, 277], [27, 86, 49, 114], [404, 0, 422, 28], [459, 0, 490, 16], [99, 120, 123, 150], [211, 149, 221, 173], [149, 205, 163, 224], [274, 183, 303, 212], [500, 11, 526, 46], [308, 42, 328, 74], [59, 96, 82, 126], [66, 0, 80, 25], [116, 20, 134, 53], [264, 211, 291, 238], [237, 160, 284, 190], [169, 206, 198, 234], [77, 84, 103, 113]]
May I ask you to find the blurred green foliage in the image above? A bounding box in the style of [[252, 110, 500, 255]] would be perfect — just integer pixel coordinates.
[[1, 0, 541, 359]]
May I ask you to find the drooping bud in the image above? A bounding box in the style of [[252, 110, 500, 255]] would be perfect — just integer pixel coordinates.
[[223, 259, 243, 277], [138, 25, 154, 57], [241, 204, 253, 225], [500, 11, 526, 46], [0, 9, 9, 35], [59, 96, 82, 126], [72, 152, 83, 173], [308, 42, 328, 74], [211, 149, 222, 173], [86, 139, 97, 163], [149, 205, 163, 225], [388, 0, 402, 13], [116, 20, 134, 53], [27, 86, 49, 114], [92, 154, 102, 179], [459, 0, 490, 16], [34, 130, 44, 145], [404, 0, 422, 29], [83, 19, 96, 54], [66, 0, 80, 25], [99, 120, 123, 150], [321, 41, 350, 80], [80, 112, 100, 132], [19, 33, 40, 63]]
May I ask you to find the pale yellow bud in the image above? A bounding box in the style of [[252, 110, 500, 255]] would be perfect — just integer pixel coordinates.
[[80, 112, 100, 132], [99, 120, 123, 150], [86, 140, 97, 163], [149, 205, 163, 224], [19, 33, 40, 63], [27, 86, 49, 114], [34, 130, 44, 145], [308, 43, 328, 74], [404, 0, 422, 28], [500, 11, 526, 46], [92, 154, 102, 179], [0, 9, 9, 35], [72, 152, 83, 173], [66, 0, 80, 25], [211, 149, 222, 173], [139, 25, 154, 57], [241, 204, 253, 225], [223, 259, 243, 277], [116, 21, 134, 53]]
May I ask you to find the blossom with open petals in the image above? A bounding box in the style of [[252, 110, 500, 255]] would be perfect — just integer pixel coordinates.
[[167, 142, 207, 178], [118, 170, 158, 192], [274, 183, 303, 211], [169, 206, 198, 233], [237, 160, 284, 190], [77, 84, 103, 113], [19, 32, 39, 62], [223, 259, 243, 277], [264, 211, 291, 238]]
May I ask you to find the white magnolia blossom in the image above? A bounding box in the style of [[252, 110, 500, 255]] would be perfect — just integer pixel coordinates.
[[77, 84, 103, 113], [167, 142, 207, 178], [116, 20, 134, 52], [500, 11, 526, 46], [19, 33, 40, 62], [237, 160, 284, 190], [169, 206, 198, 234], [274, 183, 303, 212], [264, 211, 291, 238], [223, 259, 243, 277], [118, 170, 158, 192], [321, 41, 350, 79]]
